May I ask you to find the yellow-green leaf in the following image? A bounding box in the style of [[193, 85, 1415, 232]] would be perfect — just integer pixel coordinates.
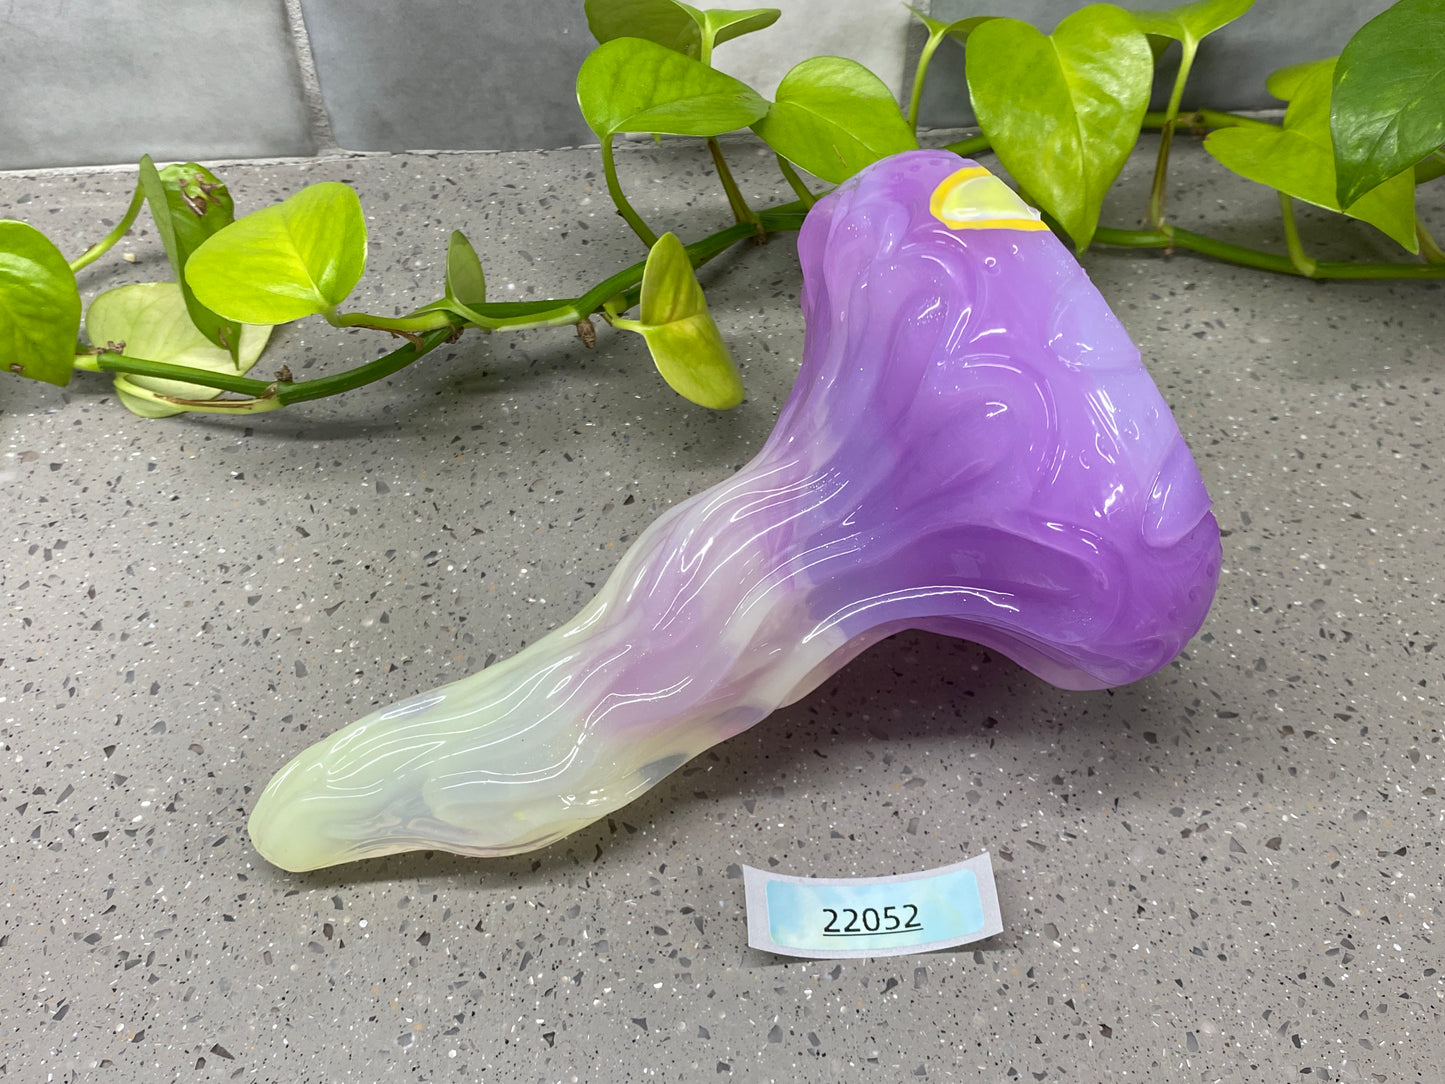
[[87, 282, 272, 417], [186, 182, 367, 324], [612, 232, 743, 409], [965, 5, 1154, 251], [1131, 0, 1255, 48], [577, 37, 767, 140], [752, 57, 919, 183], [444, 230, 486, 308], [1265, 57, 1334, 103], [0, 220, 81, 387], [906, 5, 994, 42], [585, 0, 780, 59], [1206, 59, 1418, 252], [586, 0, 702, 55], [139, 156, 242, 358]]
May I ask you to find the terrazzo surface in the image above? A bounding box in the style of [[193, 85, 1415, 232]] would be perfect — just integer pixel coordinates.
[[2, 138, 1442, 1081]]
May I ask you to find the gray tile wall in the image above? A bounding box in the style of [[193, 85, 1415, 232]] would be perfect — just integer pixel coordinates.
[[0, 0, 1404, 171], [0, 0, 316, 171], [297, 0, 598, 152]]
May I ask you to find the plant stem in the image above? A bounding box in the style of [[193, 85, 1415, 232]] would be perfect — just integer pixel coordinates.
[[774, 155, 816, 207], [1147, 39, 1198, 230], [706, 137, 764, 236], [907, 29, 947, 132], [599, 136, 659, 248], [426, 211, 805, 337], [69, 184, 145, 273], [80, 352, 274, 395], [274, 328, 454, 404], [329, 308, 457, 334], [1094, 224, 1445, 279], [1091, 227, 1172, 248], [83, 328, 456, 413], [72, 203, 815, 411], [1147, 133, 1176, 232], [1278, 194, 1318, 276], [575, 206, 808, 317], [1416, 148, 1445, 185], [1416, 220, 1445, 264], [943, 133, 992, 157], [1310, 259, 1445, 280], [1095, 225, 1297, 274], [1142, 108, 1276, 133]]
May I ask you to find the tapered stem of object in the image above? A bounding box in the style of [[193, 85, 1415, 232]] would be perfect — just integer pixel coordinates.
[[246, 459, 888, 869]]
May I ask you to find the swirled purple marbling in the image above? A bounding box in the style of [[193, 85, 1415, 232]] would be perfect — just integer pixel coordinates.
[[248, 151, 1221, 871]]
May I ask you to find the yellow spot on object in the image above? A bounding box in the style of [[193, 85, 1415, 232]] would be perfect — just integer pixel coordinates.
[[929, 166, 1047, 232]]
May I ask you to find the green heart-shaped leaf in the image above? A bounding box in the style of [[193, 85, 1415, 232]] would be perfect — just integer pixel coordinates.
[[1131, 0, 1255, 48], [1206, 59, 1418, 252], [681, 3, 780, 53], [752, 57, 919, 183], [0, 220, 82, 387], [412, 230, 492, 326], [585, 0, 779, 58], [1265, 57, 1334, 103], [586, 0, 703, 54], [906, 5, 994, 42], [444, 230, 486, 308], [611, 231, 743, 409], [185, 181, 367, 324], [1331, 0, 1445, 207], [966, 5, 1153, 251], [87, 281, 273, 417], [139, 156, 242, 358], [577, 36, 767, 140], [438, 237, 491, 323]]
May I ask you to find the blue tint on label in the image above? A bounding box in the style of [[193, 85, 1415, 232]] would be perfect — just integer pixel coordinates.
[[743, 853, 1003, 960]]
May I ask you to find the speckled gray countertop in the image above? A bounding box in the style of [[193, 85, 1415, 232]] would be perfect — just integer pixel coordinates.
[[2, 138, 1441, 1082]]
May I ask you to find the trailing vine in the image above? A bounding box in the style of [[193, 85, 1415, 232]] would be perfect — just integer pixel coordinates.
[[2, 0, 1442, 417]]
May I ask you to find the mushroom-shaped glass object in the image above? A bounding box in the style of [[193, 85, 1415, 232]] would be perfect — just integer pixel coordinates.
[[248, 151, 1221, 872]]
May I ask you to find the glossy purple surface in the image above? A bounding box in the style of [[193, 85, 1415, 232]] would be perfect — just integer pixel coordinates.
[[248, 150, 1221, 870], [779, 150, 1221, 688]]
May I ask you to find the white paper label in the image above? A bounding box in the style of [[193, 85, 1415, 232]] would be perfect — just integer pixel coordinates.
[[743, 852, 1003, 959]]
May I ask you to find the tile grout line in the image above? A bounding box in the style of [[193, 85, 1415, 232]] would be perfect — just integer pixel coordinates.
[[282, 0, 342, 156]]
